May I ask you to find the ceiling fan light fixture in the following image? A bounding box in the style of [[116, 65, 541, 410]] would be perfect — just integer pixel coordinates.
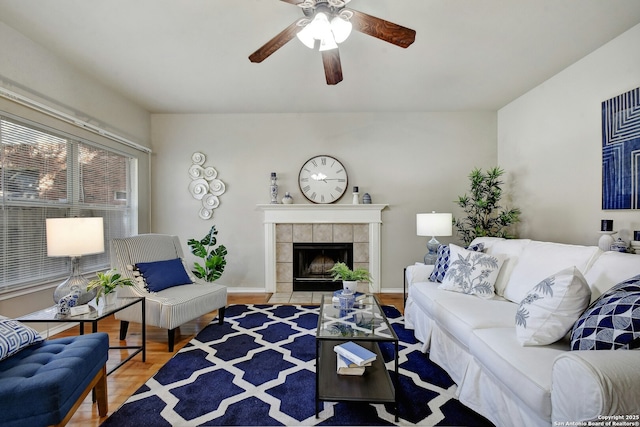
[[296, 23, 316, 49], [330, 14, 352, 44], [318, 35, 338, 51]]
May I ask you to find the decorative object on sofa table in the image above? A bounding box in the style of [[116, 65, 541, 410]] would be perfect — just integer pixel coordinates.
[[610, 237, 629, 253], [454, 166, 521, 245], [352, 186, 359, 204], [86, 269, 134, 305], [598, 230, 617, 251], [187, 225, 228, 282], [46, 217, 104, 305], [601, 219, 614, 231], [56, 288, 81, 316], [189, 152, 226, 220], [632, 231, 640, 254], [362, 192, 372, 204], [270, 172, 278, 204], [328, 261, 372, 294], [416, 211, 453, 264], [281, 192, 293, 204]]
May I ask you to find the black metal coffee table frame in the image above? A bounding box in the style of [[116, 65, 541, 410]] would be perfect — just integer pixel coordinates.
[[315, 294, 399, 421], [16, 297, 145, 375]]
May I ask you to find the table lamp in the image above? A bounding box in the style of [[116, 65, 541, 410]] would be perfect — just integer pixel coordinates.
[[46, 217, 104, 305], [417, 211, 453, 264]]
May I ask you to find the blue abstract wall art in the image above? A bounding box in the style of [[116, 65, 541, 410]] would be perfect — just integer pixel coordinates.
[[602, 87, 640, 209]]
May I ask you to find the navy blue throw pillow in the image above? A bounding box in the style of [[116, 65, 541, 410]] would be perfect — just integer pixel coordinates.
[[570, 274, 640, 350], [135, 258, 193, 292]]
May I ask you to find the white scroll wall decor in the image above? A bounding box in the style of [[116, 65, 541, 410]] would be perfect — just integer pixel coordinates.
[[189, 152, 226, 219]]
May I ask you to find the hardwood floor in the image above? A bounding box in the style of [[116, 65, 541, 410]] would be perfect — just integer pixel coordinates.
[[54, 293, 405, 427]]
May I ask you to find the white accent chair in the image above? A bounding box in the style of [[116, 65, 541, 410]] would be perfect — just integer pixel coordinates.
[[110, 234, 227, 351]]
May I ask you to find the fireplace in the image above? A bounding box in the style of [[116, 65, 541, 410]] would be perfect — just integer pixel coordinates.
[[258, 204, 387, 293], [293, 243, 353, 291]]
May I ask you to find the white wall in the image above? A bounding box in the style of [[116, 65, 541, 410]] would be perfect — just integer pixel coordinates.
[[0, 22, 150, 147], [0, 21, 153, 317], [498, 23, 640, 246], [151, 112, 497, 291]]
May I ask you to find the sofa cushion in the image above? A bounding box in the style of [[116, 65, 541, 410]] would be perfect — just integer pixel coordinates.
[[584, 251, 640, 303], [432, 294, 518, 348], [429, 242, 484, 283], [484, 239, 531, 296], [515, 266, 591, 346], [134, 258, 193, 292], [504, 241, 600, 304], [0, 320, 44, 362], [0, 333, 108, 426], [469, 328, 570, 420], [570, 274, 640, 350], [439, 244, 506, 299]]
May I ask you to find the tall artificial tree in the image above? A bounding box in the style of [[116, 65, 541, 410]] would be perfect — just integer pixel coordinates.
[[454, 167, 521, 245]]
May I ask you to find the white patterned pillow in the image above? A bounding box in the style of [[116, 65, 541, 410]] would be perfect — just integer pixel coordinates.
[[439, 244, 505, 299], [429, 242, 484, 283], [0, 319, 44, 362], [515, 266, 591, 346]]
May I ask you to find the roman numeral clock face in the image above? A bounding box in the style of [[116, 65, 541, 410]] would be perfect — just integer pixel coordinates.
[[298, 155, 348, 204]]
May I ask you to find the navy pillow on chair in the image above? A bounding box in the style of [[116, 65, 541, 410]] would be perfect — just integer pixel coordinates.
[[135, 258, 193, 292]]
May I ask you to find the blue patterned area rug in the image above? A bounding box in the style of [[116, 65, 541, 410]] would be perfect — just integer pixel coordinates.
[[101, 304, 493, 426]]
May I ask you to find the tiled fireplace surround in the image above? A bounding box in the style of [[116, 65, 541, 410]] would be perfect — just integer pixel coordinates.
[[258, 204, 387, 293]]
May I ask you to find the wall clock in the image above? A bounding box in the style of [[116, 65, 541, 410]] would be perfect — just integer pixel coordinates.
[[298, 155, 348, 204]]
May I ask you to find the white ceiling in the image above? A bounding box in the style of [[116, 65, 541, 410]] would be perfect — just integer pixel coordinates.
[[1, 0, 640, 114]]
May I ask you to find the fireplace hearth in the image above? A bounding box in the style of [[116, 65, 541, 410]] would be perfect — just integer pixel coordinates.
[[293, 243, 353, 291]]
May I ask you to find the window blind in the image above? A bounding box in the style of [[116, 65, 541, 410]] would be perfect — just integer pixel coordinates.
[[0, 116, 135, 293]]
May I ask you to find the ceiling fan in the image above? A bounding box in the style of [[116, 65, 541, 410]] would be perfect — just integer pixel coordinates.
[[248, 0, 416, 85]]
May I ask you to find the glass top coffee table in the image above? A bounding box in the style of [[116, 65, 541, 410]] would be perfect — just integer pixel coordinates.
[[315, 294, 399, 421]]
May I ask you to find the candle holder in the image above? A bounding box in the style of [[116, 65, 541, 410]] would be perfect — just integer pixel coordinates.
[[352, 186, 359, 204]]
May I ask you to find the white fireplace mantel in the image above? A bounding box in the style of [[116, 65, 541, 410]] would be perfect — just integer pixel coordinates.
[[257, 204, 388, 293]]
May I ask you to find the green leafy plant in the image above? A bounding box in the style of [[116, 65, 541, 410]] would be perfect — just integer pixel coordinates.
[[328, 262, 372, 282], [454, 166, 521, 245], [187, 225, 228, 282], [86, 269, 134, 304]]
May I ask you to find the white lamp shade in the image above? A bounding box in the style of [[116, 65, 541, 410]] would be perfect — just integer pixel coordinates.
[[46, 217, 105, 257], [416, 212, 453, 237]]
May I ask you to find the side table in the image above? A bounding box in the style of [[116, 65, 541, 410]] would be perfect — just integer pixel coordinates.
[[16, 297, 145, 375]]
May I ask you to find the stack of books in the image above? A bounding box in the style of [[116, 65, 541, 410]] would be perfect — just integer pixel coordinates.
[[334, 341, 377, 376]]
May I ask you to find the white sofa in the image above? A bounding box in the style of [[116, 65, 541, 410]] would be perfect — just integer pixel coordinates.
[[404, 237, 640, 427]]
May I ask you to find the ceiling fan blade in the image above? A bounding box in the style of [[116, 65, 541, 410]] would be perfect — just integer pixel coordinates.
[[347, 9, 416, 48], [321, 49, 343, 85], [249, 20, 304, 63]]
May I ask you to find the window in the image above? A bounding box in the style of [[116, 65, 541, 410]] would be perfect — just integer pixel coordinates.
[[0, 116, 136, 293]]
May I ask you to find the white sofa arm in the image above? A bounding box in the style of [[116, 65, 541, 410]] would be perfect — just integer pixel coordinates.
[[405, 263, 435, 286], [552, 350, 640, 422]]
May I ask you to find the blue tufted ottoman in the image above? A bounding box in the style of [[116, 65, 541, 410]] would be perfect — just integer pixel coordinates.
[[0, 332, 109, 427]]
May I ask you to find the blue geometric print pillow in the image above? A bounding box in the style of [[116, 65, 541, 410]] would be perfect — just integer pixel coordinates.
[[570, 274, 640, 350], [0, 319, 44, 362], [429, 242, 484, 283]]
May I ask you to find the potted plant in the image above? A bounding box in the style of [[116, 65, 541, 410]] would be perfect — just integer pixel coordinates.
[[454, 166, 521, 245], [187, 225, 228, 282], [328, 262, 372, 294], [87, 269, 134, 305]]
